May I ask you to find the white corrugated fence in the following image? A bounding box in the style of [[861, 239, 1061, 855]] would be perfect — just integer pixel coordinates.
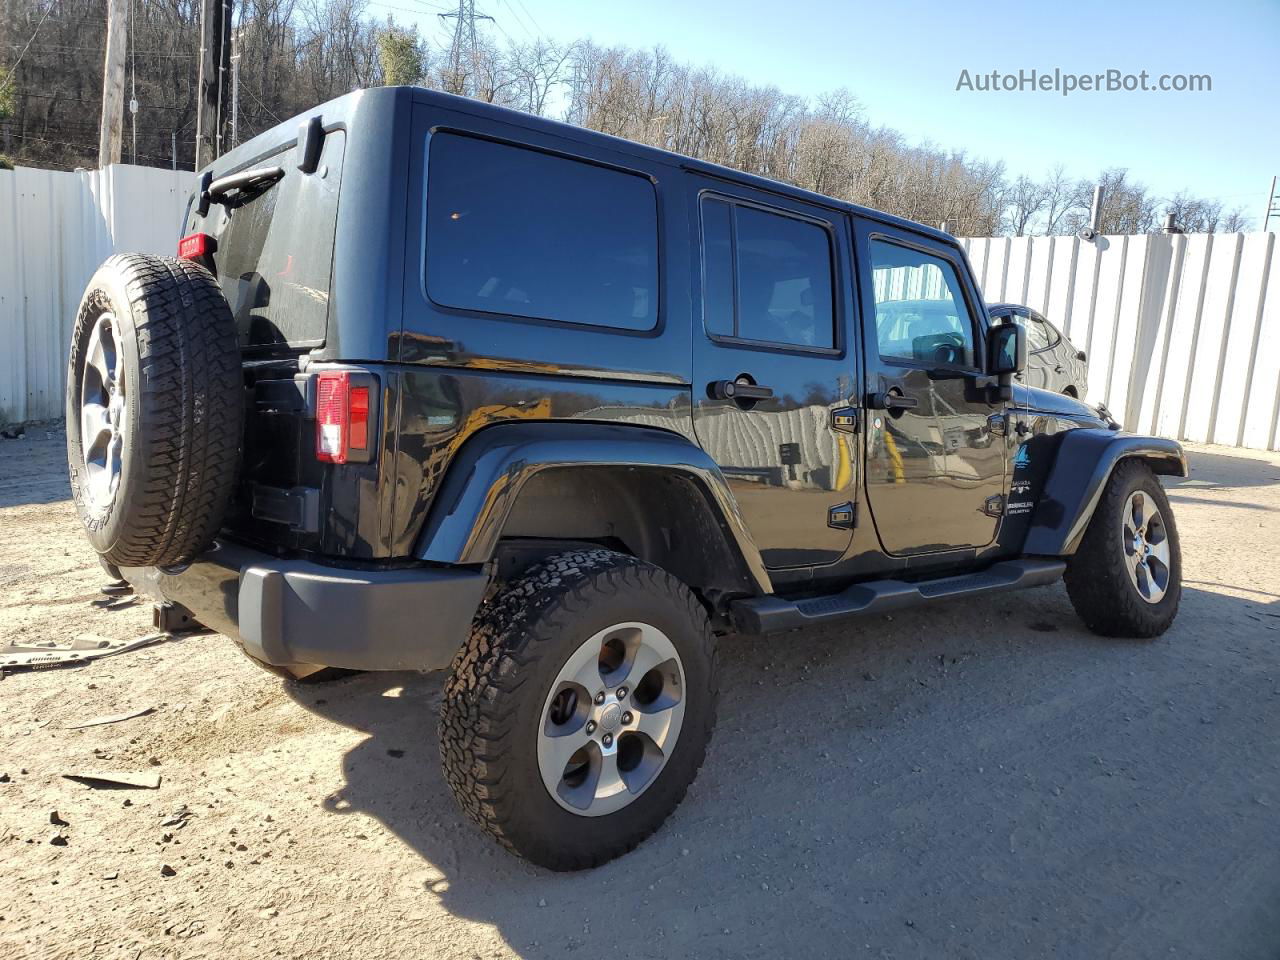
[[962, 232, 1280, 450], [2, 164, 1277, 451], [0, 164, 197, 423]]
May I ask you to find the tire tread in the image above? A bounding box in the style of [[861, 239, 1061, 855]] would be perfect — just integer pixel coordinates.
[[438, 549, 718, 870], [67, 254, 242, 567]]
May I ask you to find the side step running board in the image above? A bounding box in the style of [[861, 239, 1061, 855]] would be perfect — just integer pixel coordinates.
[[731, 559, 1066, 636]]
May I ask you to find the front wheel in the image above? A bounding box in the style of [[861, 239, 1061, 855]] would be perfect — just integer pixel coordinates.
[[1064, 460, 1182, 637], [439, 549, 718, 870]]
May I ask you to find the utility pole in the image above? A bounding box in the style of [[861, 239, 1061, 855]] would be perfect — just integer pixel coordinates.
[[439, 0, 493, 89], [1088, 184, 1105, 234], [215, 0, 231, 158], [230, 30, 241, 149], [195, 0, 230, 169], [129, 0, 137, 165], [1079, 184, 1105, 241], [97, 0, 128, 168], [1264, 175, 1279, 232]]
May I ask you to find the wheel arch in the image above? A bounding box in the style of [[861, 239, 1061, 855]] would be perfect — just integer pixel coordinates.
[[415, 421, 772, 604], [1023, 429, 1187, 557]]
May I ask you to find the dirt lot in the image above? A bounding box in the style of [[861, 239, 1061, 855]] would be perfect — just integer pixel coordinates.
[[2, 425, 1279, 960]]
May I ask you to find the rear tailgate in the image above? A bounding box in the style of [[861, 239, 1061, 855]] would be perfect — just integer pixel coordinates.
[[180, 130, 385, 558]]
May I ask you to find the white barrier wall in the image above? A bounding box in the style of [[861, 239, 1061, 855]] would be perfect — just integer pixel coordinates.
[[962, 233, 1280, 451], [0, 164, 197, 423]]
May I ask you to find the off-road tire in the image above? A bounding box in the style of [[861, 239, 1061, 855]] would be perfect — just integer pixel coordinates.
[[1064, 459, 1181, 637], [67, 254, 242, 567], [439, 549, 718, 871]]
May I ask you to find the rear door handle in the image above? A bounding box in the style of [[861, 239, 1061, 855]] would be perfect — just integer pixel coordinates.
[[709, 379, 774, 401], [868, 389, 919, 411]]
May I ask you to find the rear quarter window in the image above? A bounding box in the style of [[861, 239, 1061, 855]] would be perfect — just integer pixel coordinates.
[[424, 132, 659, 332], [189, 130, 346, 350]]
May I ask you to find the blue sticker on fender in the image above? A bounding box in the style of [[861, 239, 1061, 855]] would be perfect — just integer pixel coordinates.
[[1013, 446, 1032, 470]]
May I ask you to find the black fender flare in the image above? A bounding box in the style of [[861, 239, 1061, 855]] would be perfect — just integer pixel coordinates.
[[414, 421, 772, 595], [1023, 429, 1188, 556]]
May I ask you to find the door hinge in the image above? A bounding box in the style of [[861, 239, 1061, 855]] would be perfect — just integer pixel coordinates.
[[831, 407, 861, 434], [828, 501, 856, 530], [983, 494, 1005, 518], [987, 412, 1007, 437]]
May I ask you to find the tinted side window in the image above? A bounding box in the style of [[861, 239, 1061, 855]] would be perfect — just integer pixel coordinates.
[[870, 239, 977, 368], [700, 196, 835, 349], [426, 133, 658, 331]]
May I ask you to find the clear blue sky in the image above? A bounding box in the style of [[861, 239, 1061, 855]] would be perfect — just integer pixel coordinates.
[[381, 0, 1279, 225]]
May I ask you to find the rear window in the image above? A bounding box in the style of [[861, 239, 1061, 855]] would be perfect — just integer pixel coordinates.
[[192, 130, 345, 350], [424, 132, 659, 332], [700, 196, 836, 350]]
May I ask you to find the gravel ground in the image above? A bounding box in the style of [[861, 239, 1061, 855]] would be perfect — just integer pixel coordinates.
[[2, 425, 1279, 960]]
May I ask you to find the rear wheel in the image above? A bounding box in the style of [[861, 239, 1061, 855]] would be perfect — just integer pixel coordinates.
[[1064, 460, 1181, 637], [439, 549, 717, 870]]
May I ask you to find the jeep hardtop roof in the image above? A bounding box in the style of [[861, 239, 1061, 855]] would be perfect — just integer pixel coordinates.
[[200, 85, 959, 250]]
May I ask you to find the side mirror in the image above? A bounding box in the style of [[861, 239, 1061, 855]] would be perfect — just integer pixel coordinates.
[[988, 322, 1026, 376], [1076, 349, 1087, 362]]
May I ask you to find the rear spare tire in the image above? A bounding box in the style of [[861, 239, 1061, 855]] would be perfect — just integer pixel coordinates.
[[66, 254, 242, 567]]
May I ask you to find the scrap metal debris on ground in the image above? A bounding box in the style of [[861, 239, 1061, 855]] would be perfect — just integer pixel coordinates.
[[62, 706, 157, 729], [0, 633, 165, 673], [89, 595, 140, 611]]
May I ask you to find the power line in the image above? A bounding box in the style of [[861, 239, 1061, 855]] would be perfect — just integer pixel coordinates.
[[366, 0, 443, 19], [4, 130, 187, 164], [495, 0, 532, 39], [238, 81, 281, 125], [489, 15, 517, 46], [0, 1, 55, 94], [18, 45, 195, 57], [510, 0, 544, 36]]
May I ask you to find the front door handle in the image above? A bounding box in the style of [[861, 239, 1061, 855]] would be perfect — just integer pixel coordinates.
[[868, 388, 919, 411], [709, 379, 774, 401]]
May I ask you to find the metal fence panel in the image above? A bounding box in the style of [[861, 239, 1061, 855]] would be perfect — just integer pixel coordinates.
[[963, 231, 1280, 451], [0, 163, 196, 424]]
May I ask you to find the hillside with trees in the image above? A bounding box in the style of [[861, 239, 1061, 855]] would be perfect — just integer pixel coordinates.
[[0, 0, 1250, 235]]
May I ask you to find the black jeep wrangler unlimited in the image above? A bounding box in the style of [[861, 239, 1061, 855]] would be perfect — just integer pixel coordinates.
[[66, 87, 1185, 870]]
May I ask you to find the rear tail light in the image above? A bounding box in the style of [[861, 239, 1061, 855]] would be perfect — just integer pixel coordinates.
[[315, 371, 376, 464]]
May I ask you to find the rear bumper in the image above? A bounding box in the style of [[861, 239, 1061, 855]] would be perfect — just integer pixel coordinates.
[[122, 540, 488, 672]]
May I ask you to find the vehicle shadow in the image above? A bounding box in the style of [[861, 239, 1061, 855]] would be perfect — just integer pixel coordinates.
[[1164, 448, 1280, 491], [284, 577, 1280, 958], [0, 426, 74, 509]]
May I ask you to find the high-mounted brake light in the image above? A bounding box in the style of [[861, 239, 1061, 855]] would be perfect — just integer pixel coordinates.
[[177, 232, 216, 261], [315, 372, 375, 464]]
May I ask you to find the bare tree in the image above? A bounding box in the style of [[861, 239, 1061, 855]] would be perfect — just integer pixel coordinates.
[[1221, 208, 1250, 233], [0, 1, 1252, 238], [1041, 164, 1080, 235], [1003, 174, 1047, 236]]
